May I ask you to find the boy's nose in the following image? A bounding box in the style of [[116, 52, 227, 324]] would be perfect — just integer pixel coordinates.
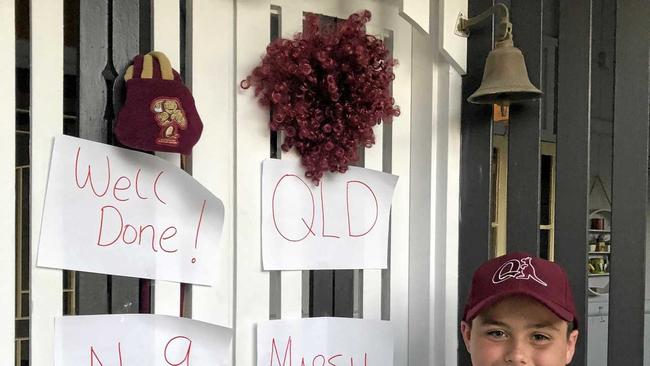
[[503, 342, 530, 364]]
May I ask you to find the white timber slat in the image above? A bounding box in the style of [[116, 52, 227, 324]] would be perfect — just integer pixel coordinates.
[[444, 68, 461, 366], [288, 0, 330, 16], [363, 126, 383, 320], [360, 9, 397, 322], [401, 0, 430, 34], [430, 28, 443, 366], [299, 0, 377, 19], [431, 60, 461, 366], [30, 1, 63, 365], [0, 1, 15, 363], [236, 0, 271, 364], [407, 25, 434, 365], [189, 0, 235, 329], [388, 14, 413, 366], [439, 0, 467, 74], [152, 0, 181, 317], [277, 0, 304, 320], [152, 0, 181, 67], [287, 0, 388, 34]]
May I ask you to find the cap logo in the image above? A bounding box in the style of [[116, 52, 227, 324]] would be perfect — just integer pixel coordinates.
[[492, 257, 548, 287]]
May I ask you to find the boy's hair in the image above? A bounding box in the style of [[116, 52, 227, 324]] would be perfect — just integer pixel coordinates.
[[463, 252, 578, 330]]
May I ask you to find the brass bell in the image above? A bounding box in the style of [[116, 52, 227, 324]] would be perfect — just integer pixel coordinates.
[[468, 36, 542, 105]]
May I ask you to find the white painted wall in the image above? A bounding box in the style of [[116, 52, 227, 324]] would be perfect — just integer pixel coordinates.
[[188, 0, 235, 331], [30, 1, 64, 365], [151, 0, 183, 318], [0, 1, 465, 364]]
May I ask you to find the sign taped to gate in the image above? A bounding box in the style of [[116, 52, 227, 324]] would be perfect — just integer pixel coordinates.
[[37, 135, 225, 285], [257, 318, 394, 366], [55, 314, 231, 366], [262, 158, 398, 270]]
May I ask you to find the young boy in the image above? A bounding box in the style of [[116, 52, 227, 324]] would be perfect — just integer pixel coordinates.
[[460, 252, 580, 365]]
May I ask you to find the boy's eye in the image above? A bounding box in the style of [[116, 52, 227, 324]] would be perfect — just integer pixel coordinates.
[[532, 333, 551, 342], [487, 330, 507, 339]]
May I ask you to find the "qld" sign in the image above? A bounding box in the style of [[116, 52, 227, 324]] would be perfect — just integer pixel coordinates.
[[262, 159, 398, 270]]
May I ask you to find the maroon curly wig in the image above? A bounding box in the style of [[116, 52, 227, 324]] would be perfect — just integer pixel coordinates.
[[241, 10, 400, 184]]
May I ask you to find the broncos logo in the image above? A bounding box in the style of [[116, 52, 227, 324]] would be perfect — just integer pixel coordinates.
[[151, 97, 188, 147], [492, 257, 548, 287]]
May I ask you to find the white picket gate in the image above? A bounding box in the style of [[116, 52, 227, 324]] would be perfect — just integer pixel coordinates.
[[0, 0, 463, 365]]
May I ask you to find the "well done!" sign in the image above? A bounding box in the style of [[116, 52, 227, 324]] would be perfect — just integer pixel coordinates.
[[37, 135, 224, 285]]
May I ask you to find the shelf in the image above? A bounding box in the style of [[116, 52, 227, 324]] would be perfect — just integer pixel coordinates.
[[588, 251, 610, 255], [589, 229, 610, 233], [588, 273, 609, 277]]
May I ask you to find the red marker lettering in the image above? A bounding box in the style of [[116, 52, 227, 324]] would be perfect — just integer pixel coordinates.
[[74, 147, 111, 197], [320, 183, 339, 239], [134, 169, 149, 200], [97, 205, 123, 247], [346, 181, 378, 237], [122, 224, 138, 244], [269, 336, 292, 366], [90, 342, 122, 366], [312, 355, 326, 366], [192, 200, 207, 263], [112, 176, 132, 202], [139, 225, 155, 248], [327, 354, 342, 366], [164, 335, 192, 366], [272, 174, 315, 242], [154, 171, 167, 204], [159, 226, 178, 253], [349, 354, 368, 366]]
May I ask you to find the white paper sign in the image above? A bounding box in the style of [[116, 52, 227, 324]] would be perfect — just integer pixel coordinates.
[[55, 314, 231, 366], [262, 159, 398, 270], [37, 135, 224, 285], [257, 318, 394, 366]]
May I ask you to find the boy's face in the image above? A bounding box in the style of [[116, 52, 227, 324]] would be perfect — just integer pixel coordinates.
[[461, 296, 579, 366]]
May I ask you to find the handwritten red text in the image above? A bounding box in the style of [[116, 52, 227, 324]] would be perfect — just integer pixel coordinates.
[[89, 335, 191, 366], [269, 337, 368, 366], [271, 175, 378, 242]]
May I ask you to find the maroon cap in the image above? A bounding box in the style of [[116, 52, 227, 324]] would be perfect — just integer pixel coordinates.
[[463, 252, 578, 328]]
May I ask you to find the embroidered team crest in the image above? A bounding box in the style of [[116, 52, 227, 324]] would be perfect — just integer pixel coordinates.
[[492, 256, 548, 287], [115, 51, 203, 154], [151, 97, 188, 147]]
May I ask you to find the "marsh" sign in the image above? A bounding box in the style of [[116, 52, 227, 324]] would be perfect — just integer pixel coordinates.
[[257, 318, 394, 366]]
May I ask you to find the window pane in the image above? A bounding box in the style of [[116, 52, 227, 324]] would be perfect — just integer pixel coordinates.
[[540, 154, 552, 225], [539, 229, 550, 260]]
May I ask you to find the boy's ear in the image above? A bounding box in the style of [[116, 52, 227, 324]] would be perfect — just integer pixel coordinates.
[[565, 329, 579, 364], [460, 321, 473, 353]]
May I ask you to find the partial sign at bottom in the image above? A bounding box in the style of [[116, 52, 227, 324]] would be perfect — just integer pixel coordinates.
[[55, 314, 231, 366], [257, 318, 393, 366]]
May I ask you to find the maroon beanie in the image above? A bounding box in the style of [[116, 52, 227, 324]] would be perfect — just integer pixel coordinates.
[[115, 51, 203, 154]]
